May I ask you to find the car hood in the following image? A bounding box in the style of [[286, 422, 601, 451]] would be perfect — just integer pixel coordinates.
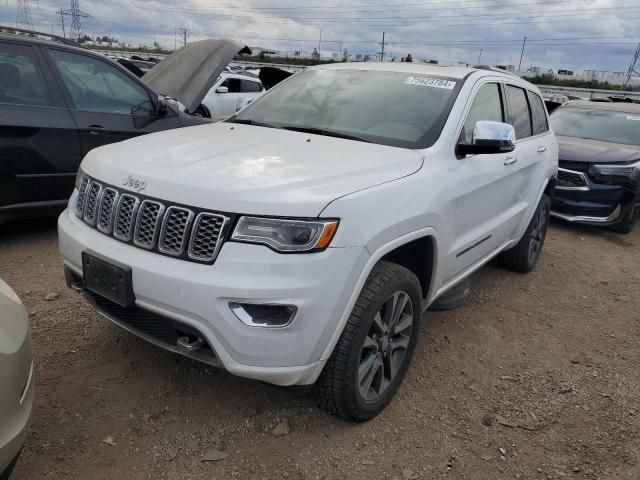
[[142, 39, 251, 114], [82, 123, 424, 217], [558, 136, 640, 164]]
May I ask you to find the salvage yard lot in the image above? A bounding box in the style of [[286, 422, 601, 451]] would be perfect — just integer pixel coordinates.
[[1, 218, 639, 480]]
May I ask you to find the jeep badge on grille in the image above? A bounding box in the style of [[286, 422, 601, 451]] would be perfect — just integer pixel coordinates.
[[122, 175, 147, 192]]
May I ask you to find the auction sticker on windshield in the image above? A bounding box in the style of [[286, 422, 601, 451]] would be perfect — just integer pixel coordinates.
[[404, 76, 456, 89]]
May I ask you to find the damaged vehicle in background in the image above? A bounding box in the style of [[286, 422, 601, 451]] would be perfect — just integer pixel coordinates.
[[0, 27, 250, 221], [550, 101, 640, 233]]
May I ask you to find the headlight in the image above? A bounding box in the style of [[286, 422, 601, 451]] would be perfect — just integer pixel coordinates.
[[231, 217, 339, 252], [590, 159, 640, 179]]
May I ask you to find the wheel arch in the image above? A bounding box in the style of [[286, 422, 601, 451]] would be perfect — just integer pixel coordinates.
[[319, 228, 439, 362]]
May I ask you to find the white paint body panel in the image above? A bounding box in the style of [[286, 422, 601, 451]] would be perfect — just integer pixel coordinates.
[[58, 64, 558, 386]]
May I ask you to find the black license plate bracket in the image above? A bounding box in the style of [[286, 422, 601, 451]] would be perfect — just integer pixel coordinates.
[[82, 251, 135, 307]]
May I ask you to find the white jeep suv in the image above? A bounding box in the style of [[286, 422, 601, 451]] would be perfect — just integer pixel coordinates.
[[58, 63, 558, 421]]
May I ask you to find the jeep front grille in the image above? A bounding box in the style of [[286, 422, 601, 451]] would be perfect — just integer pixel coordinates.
[[75, 175, 231, 264]]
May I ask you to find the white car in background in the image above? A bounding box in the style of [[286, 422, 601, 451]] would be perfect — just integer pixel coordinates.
[[201, 72, 265, 121], [0, 279, 33, 479]]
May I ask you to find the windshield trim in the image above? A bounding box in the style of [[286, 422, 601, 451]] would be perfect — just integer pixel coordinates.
[[226, 69, 468, 150]]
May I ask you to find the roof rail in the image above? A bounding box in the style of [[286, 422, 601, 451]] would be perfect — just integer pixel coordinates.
[[473, 65, 520, 77], [0, 25, 81, 47]]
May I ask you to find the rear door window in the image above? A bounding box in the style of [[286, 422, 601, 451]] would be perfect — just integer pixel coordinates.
[[527, 90, 549, 135], [0, 42, 51, 107], [48, 49, 153, 115], [505, 85, 533, 139]]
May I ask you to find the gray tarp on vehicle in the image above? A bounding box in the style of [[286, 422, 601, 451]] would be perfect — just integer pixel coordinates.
[[142, 39, 251, 113]]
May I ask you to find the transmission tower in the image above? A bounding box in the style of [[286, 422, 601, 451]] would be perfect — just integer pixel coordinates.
[[60, 0, 92, 40], [622, 43, 640, 89], [16, 0, 33, 29]]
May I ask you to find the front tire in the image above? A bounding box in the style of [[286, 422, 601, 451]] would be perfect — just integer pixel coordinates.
[[496, 194, 551, 273], [313, 261, 422, 422], [608, 200, 637, 234]]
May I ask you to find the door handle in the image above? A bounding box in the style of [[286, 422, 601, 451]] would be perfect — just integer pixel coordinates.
[[537, 146, 548, 153], [88, 125, 105, 135], [504, 156, 518, 166]]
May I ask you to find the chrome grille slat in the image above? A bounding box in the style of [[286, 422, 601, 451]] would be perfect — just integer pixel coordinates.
[[97, 188, 119, 233], [113, 194, 140, 242], [133, 200, 165, 249], [158, 207, 194, 256], [76, 176, 90, 217], [75, 174, 228, 264], [83, 181, 102, 226], [188, 213, 229, 262]]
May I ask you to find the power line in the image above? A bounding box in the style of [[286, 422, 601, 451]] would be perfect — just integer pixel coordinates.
[[87, 0, 640, 15], [85, 0, 640, 23]]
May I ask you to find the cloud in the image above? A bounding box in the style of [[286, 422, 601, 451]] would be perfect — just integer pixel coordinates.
[[1, 0, 639, 72]]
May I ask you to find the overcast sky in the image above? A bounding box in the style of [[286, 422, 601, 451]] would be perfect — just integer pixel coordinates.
[[2, 0, 640, 73]]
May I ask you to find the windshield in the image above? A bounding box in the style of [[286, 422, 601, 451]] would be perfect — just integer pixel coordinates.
[[230, 68, 460, 149], [551, 107, 640, 146]]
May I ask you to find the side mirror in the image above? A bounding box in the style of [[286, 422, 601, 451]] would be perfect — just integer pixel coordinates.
[[457, 120, 516, 156], [215, 86, 229, 94], [155, 97, 169, 117]]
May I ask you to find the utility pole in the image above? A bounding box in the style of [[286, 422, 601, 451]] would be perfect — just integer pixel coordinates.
[[518, 36, 527, 72], [174, 27, 177, 50], [57, 8, 66, 37], [178, 27, 188, 48], [318, 29, 322, 58], [378, 31, 388, 62], [477, 48, 483, 64], [16, 0, 33, 29], [622, 43, 640, 89]]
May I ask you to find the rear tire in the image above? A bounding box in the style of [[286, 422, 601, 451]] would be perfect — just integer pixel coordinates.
[[496, 194, 550, 273], [312, 261, 422, 422]]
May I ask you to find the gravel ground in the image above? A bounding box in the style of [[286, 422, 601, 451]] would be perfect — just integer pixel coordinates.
[[1, 217, 639, 480]]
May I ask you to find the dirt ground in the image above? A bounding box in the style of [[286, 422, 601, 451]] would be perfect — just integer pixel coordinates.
[[1, 217, 639, 480]]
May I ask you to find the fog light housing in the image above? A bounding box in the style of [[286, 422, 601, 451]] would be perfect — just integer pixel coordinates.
[[229, 302, 297, 328]]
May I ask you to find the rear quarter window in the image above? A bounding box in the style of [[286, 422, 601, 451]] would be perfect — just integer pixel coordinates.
[[527, 91, 549, 135]]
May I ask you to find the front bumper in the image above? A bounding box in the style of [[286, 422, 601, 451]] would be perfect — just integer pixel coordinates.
[[58, 207, 369, 386], [551, 171, 635, 225]]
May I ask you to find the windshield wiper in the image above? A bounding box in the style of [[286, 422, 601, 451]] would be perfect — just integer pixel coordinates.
[[227, 118, 282, 129], [278, 126, 373, 143]]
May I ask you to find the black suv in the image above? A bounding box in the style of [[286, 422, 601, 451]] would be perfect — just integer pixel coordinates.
[[0, 27, 249, 221], [550, 101, 640, 233]]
